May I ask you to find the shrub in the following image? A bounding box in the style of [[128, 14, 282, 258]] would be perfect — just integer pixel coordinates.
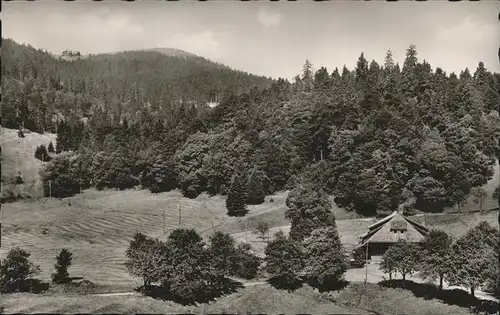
[[230, 243, 261, 280], [35, 145, 50, 162]]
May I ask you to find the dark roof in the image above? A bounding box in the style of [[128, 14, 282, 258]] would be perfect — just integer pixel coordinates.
[[358, 211, 429, 246]]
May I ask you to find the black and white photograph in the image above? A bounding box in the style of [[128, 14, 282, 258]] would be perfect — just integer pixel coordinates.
[[1, 1, 499, 314]]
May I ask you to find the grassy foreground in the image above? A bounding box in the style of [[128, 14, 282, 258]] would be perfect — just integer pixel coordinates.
[[1, 282, 492, 315]]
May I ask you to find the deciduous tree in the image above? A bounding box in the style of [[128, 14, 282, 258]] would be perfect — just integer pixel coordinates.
[[418, 230, 452, 290], [448, 221, 499, 297], [0, 247, 40, 293], [380, 240, 420, 281]]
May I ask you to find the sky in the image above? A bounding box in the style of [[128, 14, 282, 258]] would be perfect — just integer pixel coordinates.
[[3, 1, 499, 80]]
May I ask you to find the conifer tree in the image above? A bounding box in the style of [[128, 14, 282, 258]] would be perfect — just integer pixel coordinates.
[[246, 168, 267, 205], [51, 249, 73, 284], [226, 173, 248, 216], [48, 141, 55, 153], [302, 227, 347, 289], [302, 60, 314, 92]]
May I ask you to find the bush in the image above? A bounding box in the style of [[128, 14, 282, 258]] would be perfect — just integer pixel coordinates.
[[230, 243, 261, 280], [0, 247, 40, 293], [35, 145, 50, 162], [12, 174, 24, 185]]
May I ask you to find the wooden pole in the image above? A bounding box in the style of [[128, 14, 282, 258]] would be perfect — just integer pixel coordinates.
[[49, 181, 52, 198], [245, 220, 248, 242], [364, 242, 369, 287], [178, 203, 181, 225]]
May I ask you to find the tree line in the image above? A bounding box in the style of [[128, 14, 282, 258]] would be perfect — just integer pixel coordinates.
[[3, 38, 499, 216]]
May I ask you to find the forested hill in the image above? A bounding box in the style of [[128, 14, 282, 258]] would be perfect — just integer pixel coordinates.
[[1, 38, 274, 134], [3, 39, 500, 217]]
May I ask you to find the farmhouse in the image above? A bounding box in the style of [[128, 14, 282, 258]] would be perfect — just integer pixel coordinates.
[[356, 210, 429, 262]]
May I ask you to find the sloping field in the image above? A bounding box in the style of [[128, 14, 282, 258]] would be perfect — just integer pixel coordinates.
[[0, 188, 290, 286], [1, 128, 56, 182], [1, 128, 57, 198]]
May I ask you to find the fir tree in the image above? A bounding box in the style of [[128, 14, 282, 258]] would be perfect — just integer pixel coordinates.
[[51, 249, 73, 284], [246, 168, 267, 205], [48, 141, 55, 153], [226, 173, 248, 216]]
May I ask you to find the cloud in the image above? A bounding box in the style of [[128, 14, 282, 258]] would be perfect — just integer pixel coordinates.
[[429, 15, 499, 72], [162, 31, 225, 59], [3, 8, 146, 55], [256, 8, 283, 28]]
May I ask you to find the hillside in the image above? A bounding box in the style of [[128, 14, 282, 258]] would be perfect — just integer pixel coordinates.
[[1, 128, 57, 200], [1, 38, 274, 134]]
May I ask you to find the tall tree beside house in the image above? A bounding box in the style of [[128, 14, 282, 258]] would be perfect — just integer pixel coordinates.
[[285, 183, 336, 242], [264, 230, 304, 289], [226, 173, 248, 217], [418, 229, 453, 290], [447, 221, 499, 297], [302, 226, 347, 290]]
